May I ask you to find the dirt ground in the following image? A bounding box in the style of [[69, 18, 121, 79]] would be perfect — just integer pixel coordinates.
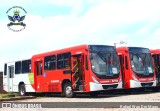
[[1, 91, 160, 111]]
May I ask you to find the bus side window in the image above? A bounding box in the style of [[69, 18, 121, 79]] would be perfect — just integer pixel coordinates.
[[22, 60, 31, 73], [36, 62, 42, 75], [125, 56, 128, 70], [155, 55, 160, 74], [85, 55, 88, 70], [158, 55, 160, 73], [9, 66, 14, 78], [4, 64, 7, 76], [57, 52, 71, 69], [15, 61, 21, 74], [44, 55, 56, 70], [64, 52, 71, 69], [119, 55, 124, 68]]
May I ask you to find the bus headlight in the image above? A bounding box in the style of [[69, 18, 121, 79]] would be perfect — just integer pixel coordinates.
[[92, 76, 100, 84], [119, 75, 122, 82], [132, 74, 139, 82]]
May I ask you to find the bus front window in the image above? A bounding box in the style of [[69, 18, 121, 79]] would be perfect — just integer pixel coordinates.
[[91, 51, 120, 79], [130, 53, 154, 75], [91, 53, 107, 75]]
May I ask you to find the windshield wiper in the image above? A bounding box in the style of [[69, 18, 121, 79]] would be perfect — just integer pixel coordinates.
[[97, 52, 107, 62]]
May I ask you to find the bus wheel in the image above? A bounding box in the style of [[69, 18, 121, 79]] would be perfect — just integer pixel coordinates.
[[64, 82, 74, 98], [19, 84, 26, 96]]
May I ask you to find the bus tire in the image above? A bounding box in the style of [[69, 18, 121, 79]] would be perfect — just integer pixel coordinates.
[[19, 84, 26, 96], [64, 82, 74, 98]]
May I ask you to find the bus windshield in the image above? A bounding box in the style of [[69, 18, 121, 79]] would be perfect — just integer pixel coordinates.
[[130, 53, 154, 75], [90, 51, 120, 79]]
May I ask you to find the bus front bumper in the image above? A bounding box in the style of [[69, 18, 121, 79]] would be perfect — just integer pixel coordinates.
[[130, 80, 156, 88], [89, 81, 122, 91]]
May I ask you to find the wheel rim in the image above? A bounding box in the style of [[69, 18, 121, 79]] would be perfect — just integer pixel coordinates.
[[20, 87, 25, 96], [66, 86, 72, 96]]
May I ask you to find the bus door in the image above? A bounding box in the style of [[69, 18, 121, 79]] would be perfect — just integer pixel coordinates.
[[7, 63, 15, 92], [119, 55, 125, 88], [157, 54, 160, 85], [34, 60, 43, 91], [153, 54, 160, 85], [71, 54, 85, 92]]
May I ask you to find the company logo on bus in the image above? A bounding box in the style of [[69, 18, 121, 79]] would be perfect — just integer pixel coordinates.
[[51, 80, 59, 83], [100, 79, 119, 84], [139, 78, 154, 82], [6, 6, 27, 32]]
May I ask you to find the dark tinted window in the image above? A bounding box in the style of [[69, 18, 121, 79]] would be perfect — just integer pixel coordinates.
[[85, 55, 88, 70], [36, 61, 42, 75], [57, 52, 71, 69], [22, 60, 31, 73], [89, 45, 115, 52], [44, 55, 56, 70], [4, 64, 7, 75], [15, 61, 21, 74], [9, 66, 14, 78], [125, 56, 128, 70], [129, 47, 150, 53]]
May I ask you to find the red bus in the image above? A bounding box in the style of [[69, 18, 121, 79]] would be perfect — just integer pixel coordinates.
[[116, 47, 156, 90], [13, 44, 122, 97], [150, 49, 160, 87]]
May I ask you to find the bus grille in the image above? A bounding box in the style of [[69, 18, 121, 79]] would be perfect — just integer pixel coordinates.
[[141, 82, 153, 87], [102, 84, 118, 90]]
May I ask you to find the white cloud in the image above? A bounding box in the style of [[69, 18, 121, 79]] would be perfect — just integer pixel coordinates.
[[80, 0, 160, 28], [150, 29, 160, 44], [139, 28, 160, 49], [153, 29, 160, 38]]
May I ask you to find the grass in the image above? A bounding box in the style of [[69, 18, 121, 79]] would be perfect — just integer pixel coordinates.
[[0, 94, 8, 99], [0, 92, 19, 99], [0, 93, 36, 101]]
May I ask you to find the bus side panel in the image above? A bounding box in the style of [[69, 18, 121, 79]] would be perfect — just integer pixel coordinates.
[[3, 63, 35, 93], [13, 73, 35, 92], [80, 50, 91, 92], [43, 70, 71, 92], [118, 52, 131, 89], [3, 73, 8, 92], [124, 55, 131, 89], [84, 54, 91, 92], [32, 55, 72, 93]]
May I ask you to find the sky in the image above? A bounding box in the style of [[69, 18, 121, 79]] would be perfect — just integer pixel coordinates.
[[0, 0, 160, 71]]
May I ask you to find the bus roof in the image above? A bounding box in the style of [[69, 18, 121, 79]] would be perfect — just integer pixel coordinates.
[[116, 46, 149, 51], [32, 44, 89, 59], [32, 44, 115, 59], [4, 59, 31, 64], [150, 49, 160, 54]]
